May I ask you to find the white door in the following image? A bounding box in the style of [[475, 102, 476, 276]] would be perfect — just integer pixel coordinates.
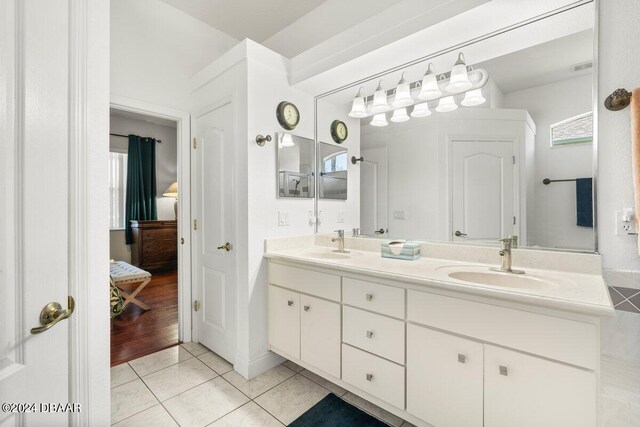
[[360, 148, 388, 236], [406, 324, 483, 427], [1, 1, 74, 425], [192, 103, 237, 363], [484, 344, 596, 427], [451, 140, 516, 242]]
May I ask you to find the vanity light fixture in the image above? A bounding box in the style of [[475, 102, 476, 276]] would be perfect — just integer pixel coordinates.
[[417, 63, 441, 100], [371, 81, 390, 113], [391, 108, 410, 123], [392, 73, 413, 108], [280, 133, 295, 147], [436, 96, 458, 113], [348, 87, 368, 118], [370, 113, 388, 127], [410, 102, 432, 118], [446, 53, 473, 93], [461, 88, 486, 107]]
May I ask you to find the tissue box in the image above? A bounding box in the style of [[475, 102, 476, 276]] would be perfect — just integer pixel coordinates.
[[381, 241, 421, 260]]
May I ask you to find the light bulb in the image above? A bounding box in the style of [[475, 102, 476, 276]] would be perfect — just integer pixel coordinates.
[[280, 133, 294, 147], [348, 87, 368, 118], [446, 53, 473, 93], [370, 113, 388, 127], [417, 63, 442, 100], [390, 108, 410, 123], [411, 102, 431, 118], [371, 81, 390, 113], [392, 73, 413, 108], [435, 96, 458, 113], [461, 88, 486, 107]]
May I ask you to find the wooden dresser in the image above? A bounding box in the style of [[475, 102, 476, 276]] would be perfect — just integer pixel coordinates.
[[130, 220, 177, 272]]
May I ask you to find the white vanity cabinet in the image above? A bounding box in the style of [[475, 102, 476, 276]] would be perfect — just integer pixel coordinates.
[[267, 260, 602, 427], [268, 263, 341, 378], [406, 324, 484, 427]]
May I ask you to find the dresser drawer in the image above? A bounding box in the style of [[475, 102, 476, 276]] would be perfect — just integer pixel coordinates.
[[143, 228, 177, 240], [343, 306, 405, 364], [343, 277, 405, 319], [269, 263, 341, 302], [407, 290, 597, 370], [143, 239, 177, 252], [342, 344, 404, 409]]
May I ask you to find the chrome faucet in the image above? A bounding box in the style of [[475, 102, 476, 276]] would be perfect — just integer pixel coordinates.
[[490, 237, 525, 274], [331, 230, 348, 253]]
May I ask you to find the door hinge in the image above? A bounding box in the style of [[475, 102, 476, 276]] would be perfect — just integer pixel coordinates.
[[513, 155, 516, 165], [193, 219, 198, 230], [193, 300, 200, 311], [180, 237, 185, 245], [193, 137, 197, 149], [513, 216, 517, 225]]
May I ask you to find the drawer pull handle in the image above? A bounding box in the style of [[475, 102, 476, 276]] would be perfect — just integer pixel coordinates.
[[287, 300, 294, 307], [304, 305, 310, 312], [458, 354, 466, 364], [366, 373, 374, 382], [499, 365, 508, 376], [366, 330, 374, 339], [366, 293, 373, 301]]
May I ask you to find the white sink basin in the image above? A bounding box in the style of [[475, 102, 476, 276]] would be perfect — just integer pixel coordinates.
[[447, 271, 554, 290], [303, 251, 352, 260]]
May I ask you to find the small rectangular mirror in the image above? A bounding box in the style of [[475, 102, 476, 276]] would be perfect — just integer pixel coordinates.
[[318, 142, 348, 200], [277, 133, 315, 198]]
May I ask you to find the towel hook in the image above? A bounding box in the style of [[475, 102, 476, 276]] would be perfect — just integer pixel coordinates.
[[604, 88, 632, 111], [351, 156, 364, 165]]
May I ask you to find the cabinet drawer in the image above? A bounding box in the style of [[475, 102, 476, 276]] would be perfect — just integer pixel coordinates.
[[343, 277, 405, 319], [407, 290, 597, 370], [142, 228, 177, 240], [343, 306, 405, 364], [143, 239, 177, 252], [269, 263, 341, 302], [342, 344, 404, 409]]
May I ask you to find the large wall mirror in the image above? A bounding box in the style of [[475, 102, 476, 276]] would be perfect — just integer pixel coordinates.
[[277, 133, 315, 198], [314, 2, 596, 252]]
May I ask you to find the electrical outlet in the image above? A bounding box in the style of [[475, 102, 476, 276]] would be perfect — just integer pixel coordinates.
[[393, 210, 406, 220], [615, 210, 636, 236], [278, 211, 289, 226], [337, 211, 345, 223]]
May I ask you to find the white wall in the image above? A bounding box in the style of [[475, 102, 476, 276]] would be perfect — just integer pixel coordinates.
[[598, 0, 640, 371], [111, 0, 238, 111], [109, 114, 178, 262], [504, 74, 593, 250]]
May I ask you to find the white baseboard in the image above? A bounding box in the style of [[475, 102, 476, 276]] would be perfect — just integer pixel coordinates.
[[236, 351, 285, 380]]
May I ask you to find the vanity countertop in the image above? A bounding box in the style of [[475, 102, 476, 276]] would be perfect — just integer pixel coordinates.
[[264, 242, 615, 317]]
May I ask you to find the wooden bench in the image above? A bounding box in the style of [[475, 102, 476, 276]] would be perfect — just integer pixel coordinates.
[[110, 261, 152, 311]]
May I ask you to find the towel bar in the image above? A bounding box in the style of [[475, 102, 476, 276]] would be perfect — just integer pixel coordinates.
[[543, 178, 577, 185], [604, 88, 632, 111]]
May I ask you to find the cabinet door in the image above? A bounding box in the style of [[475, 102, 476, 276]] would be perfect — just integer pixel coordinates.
[[268, 286, 300, 358], [300, 294, 341, 378], [484, 344, 596, 427], [406, 324, 483, 427]]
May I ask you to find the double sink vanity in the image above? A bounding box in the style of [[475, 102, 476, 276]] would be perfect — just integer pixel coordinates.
[[265, 235, 614, 427]]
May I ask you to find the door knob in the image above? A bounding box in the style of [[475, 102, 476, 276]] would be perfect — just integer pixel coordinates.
[[217, 242, 232, 251], [31, 296, 75, 334], [455, 230, 467, 237], [374, 228, 385, 235]]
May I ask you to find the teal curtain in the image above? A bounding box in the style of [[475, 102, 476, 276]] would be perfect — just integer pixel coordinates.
[[125, 135, 157, 244]]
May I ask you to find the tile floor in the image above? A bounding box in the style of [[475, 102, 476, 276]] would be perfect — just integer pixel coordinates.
[[111, 344, 415, 426]]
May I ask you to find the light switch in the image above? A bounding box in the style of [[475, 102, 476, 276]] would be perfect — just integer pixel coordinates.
[[278, 211, 289, 226], [394, 210, 406, 220], [337, 211, 345, 223]]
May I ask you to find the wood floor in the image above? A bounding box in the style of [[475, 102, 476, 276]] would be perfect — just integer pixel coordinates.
[[111, 270, 179, 366]]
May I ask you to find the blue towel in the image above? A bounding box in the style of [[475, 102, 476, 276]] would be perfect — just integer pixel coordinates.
[[576, 178, 593, 228]]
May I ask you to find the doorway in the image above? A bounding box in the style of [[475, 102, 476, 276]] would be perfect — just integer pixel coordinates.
[[450, 139, 517, 243], [108, 98, 192, 366]]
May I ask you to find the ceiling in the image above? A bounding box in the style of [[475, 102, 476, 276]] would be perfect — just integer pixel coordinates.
[[157, 0, 329, 43], [479, 29, 593, 95]]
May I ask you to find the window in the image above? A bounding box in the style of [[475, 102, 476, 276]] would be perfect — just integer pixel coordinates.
[[109, 151, 128, 229], [323, 152, 348, 172], [550, 112, 593, 147]]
